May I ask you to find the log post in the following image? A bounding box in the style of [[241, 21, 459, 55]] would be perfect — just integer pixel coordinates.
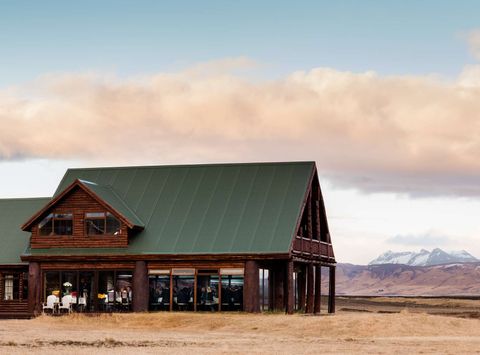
[[328, 265, 336, 313], [133, 261, 149, 312], [314, 265, 321, 314], [285, 260, 294, 314], [297, 264, 306, 312], [274, 263, 284, 311], [28, 262, 41, 316], [305, 264, 314, 313], [244, 260, 260, 313]]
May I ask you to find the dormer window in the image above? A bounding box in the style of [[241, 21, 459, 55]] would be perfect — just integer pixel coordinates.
[[85, 212, 121, 236], [38, 213, 73, 236]]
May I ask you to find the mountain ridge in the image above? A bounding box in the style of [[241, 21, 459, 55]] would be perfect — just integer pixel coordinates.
[[329, 261, 480, 296], [368, 248, 478, 266]]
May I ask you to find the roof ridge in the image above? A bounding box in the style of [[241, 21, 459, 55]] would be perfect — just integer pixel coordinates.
[[64, 161, 315, 172]]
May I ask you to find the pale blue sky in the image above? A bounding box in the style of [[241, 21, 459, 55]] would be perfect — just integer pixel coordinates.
[[1, 1, 480, 264], [1, 0, 479, 87]]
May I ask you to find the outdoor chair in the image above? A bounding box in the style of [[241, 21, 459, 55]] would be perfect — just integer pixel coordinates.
[[42, 294, 57, 314], [59, 295, 73, 314]]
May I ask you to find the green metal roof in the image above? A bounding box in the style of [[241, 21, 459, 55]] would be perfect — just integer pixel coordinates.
[[78, 180, 145, 228], [0, 198, 50, 264], [27, 162, 315, 256]]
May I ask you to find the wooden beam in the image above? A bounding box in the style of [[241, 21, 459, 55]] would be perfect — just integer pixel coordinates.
[[132, 261, 149, 312], [273, 263, 285, 311], [314, 265, 321, 314], [22, 252, 291, 263], [328, 265, 336, 313], [28, 262, 41, 316], [305, 264, 314, 313], [285, 260, 294, 314], [243, 260, 260, 313], [297, 264, 306, 312]]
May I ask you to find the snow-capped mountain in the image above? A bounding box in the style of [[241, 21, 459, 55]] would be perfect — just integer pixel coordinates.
[[369, 248, 478, 266]]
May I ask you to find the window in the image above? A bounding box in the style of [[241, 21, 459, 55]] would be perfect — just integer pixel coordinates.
[[220, 268, 244, 311], [149, 270, 171, 311], [197, 270, 219, 312], [172, 269, 194, 311], [259, 268, 270, 311], [39, 213, 73, 236], [4, 275, 13, 300], [85, 212, 121, 235]]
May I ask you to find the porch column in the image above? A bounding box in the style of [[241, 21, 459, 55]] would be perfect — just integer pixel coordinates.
[[273, 263, 284, 311], [28, 262, 41, 316], [297, 264, 306, 312], [244, 260, 260, 313], [328, 265, 336, 313], [133, 261, 149, 312], [305, 264, 314, 313], [314, 265, 321, 314], [285, 260, 294, 314]]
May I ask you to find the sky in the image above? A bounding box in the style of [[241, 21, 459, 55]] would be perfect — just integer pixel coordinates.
[[1, 1, 480, 264]]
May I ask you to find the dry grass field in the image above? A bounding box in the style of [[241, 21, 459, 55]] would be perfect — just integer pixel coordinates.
[[1, 298, 480, 354]]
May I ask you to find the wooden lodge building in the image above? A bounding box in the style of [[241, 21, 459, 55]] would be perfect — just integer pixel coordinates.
[[0, 162, 335, 318]]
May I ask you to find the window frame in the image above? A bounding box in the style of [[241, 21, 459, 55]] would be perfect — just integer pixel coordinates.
[[85, 212, 121, 236], [38, 212, 73, 236]]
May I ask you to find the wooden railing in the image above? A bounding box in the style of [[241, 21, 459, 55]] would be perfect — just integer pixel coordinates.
[[293, 236, 334, 259]]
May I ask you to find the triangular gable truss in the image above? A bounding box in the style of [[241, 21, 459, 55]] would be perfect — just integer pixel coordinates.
[[21, 179, 144, 231], [290, 166, 335, 260]]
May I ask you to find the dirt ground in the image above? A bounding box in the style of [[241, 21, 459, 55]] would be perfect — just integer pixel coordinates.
[[2, 298, 480, 354]]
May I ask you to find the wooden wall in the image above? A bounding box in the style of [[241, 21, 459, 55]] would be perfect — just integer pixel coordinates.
[[30, 186, 128, 249]]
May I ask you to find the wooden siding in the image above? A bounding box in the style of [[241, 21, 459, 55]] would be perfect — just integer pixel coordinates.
[[30, 186, 128, 249], [291, 171, 335, 261], [0, 269, 30, 319]]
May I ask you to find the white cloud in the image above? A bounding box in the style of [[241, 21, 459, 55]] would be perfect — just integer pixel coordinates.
[[2, 60, 480, 196]]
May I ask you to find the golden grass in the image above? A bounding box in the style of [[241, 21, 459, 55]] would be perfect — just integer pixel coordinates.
[[1, 308, 480, 353], [31, 310, 480, 338]]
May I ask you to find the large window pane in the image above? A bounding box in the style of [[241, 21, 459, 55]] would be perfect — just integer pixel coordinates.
[[115, 271, 132, 311], [221, 273, 244, 311], [44, 271, 60, 300], [54, 213, 73, 235], [106, 213, 121, 235], [197, 270, 219, 312], [149, 272, 171, 311], [86, 218, 105, 235], [98, 271, 115, 311], [39, 214, 53, 236], [79, 272, 94, 312], [172, 269, 194, 311]]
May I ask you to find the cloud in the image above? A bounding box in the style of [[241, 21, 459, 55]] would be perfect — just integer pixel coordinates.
[[467, 30, 480, 60], [3, 59, 480, 196], [387, 231, 452, 247]]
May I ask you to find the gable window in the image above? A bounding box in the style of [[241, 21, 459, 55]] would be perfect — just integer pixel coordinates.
[[85, 212, 121, 236], [39, 213, 73, 236]]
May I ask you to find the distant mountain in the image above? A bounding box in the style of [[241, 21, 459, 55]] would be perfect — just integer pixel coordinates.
[[368, 248, 478, 266], [329, 262, 480, 296]]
